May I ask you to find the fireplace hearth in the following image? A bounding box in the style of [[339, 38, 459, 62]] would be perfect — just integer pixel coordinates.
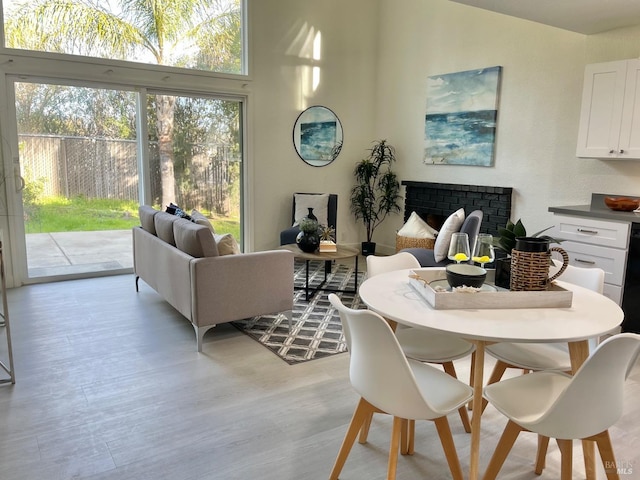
[[401, 181, 513, 236]]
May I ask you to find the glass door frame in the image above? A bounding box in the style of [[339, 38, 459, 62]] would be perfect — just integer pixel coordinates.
[[0, 65, 248, 287]]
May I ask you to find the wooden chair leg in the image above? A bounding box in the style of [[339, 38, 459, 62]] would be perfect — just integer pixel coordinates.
[[582, 439, 597, 480], [400, 418, 409, 455], [329, 398, 376, 480], [589, 430, 621, 480], [387, 417, 403, 480], [433, 416, 464, 480], [407, 419, 415, 455], [468, 350, 476, 410], [556, 439, 573, 480], [482, 420, 523, 480], [442, 361, 472, 433], [359, 411, 373, 443], [535, 435, 550, 474], [481, 360, 509, 414]]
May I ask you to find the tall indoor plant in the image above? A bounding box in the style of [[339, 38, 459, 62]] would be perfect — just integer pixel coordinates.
[[350, 139, 402, 255]]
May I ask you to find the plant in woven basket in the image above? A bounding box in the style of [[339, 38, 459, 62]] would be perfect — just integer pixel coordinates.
[[493, 219, 561, 254], [493, 219, 563, 289]]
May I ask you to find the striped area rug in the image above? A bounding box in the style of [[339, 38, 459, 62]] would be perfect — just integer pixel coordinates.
[[232, 260, 363, 364]]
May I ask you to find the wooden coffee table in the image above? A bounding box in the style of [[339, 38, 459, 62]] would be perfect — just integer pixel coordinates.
[[279, 244, 360, 300]]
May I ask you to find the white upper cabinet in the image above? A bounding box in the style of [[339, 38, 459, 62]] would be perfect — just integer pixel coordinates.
[[577, 59, 640, 159]]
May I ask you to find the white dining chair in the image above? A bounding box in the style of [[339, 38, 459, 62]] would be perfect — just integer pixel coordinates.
[[328, 294, 473, 480], [482, 261, 606, 414], [366, 252, 475, 434], [482, 333, 640, 480]]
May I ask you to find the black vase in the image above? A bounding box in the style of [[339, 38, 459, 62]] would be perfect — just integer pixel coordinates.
[[306, 207, 317, 222], [296, 230, 320, 253], [296, 208, 320, 253]]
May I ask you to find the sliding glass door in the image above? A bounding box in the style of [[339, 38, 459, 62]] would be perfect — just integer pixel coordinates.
[[12, 80, 242, 282]]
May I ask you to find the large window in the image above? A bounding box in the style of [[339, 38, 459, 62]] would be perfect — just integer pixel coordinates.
[[2, 0, 244, 75]]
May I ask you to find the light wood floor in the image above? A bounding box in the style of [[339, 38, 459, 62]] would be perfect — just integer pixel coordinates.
[[0, 273, 639, 479]]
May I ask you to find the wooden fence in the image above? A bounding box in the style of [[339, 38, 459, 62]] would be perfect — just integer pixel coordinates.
[[19, 134, 240, 215]]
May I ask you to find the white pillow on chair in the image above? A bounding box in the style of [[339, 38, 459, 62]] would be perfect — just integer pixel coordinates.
[[293, 193, 330, 227], [433, 208, 465, 262]]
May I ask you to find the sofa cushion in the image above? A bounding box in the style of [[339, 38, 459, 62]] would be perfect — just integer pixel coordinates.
[[191, 209, 215, 233], [174, 218, 219, 257], [214, 233, 241, 255], [433, 208, 465, 262], [139, 205, 158, 235], [155, 211, 179, 246]]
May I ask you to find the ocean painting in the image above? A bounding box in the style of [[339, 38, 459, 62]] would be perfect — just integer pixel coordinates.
[[300, 120, 337, 160], [424, 66, 502, 166]]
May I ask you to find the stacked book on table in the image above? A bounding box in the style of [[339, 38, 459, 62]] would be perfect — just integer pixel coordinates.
[[320, 240, 337, 252]]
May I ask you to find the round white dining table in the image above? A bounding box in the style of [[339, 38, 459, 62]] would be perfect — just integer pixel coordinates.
[[358, 268, 624, 480]]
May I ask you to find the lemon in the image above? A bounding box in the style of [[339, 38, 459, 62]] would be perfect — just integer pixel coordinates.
[[472, 255, 491, 263], [453, 253, 469, 262]]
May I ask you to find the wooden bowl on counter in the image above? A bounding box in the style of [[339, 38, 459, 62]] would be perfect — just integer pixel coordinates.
[[604, 196, 640, 211]]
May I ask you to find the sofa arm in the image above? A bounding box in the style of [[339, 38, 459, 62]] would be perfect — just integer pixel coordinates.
[[190, 250, 294, 327]]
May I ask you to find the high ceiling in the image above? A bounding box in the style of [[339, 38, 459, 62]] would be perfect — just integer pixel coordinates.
[[449, 0, 640, 35]]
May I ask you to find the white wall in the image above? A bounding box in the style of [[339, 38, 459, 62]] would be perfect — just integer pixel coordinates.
[[250, 0, 640, 253], [248, 0, 379, 252], [371, 0, 640, 249]]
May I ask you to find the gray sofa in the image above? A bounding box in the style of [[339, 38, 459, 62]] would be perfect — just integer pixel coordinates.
[[133, 206, 294, 352]]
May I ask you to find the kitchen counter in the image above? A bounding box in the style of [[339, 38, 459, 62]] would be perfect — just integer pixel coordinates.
[[548, 193, 640, 223]]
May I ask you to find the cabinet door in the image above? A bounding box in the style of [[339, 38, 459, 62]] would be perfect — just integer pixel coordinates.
[[619, 60, 640, 158], [576, 60, 627, 158]]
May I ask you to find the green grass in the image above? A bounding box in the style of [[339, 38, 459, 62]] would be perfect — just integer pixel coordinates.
[[25, 196, 240, 240]]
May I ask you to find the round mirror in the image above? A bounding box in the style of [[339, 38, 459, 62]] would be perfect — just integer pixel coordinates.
[[293, 106, 343, 167]]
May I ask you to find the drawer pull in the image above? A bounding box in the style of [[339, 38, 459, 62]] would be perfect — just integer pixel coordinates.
[[575, 258, 596, 265], [577, 228, 598, 234]]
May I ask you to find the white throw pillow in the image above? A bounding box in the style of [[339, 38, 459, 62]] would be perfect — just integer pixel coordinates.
[[213, 233, 241, 255], [397, 211, 437, 238], [293, 193, 330, 227], [433, 208, 465, 262]]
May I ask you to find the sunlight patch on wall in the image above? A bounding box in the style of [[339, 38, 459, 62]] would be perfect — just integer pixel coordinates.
[[286, 23, 323, 108]]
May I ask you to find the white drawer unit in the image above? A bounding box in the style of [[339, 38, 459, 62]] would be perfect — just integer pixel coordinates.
[[550, 213, 630, 306], [559, 240, 627, 286], [551, 214, 630, 249]]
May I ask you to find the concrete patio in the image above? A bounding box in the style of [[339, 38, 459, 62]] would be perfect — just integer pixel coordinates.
[[26, 230, 133, 277]]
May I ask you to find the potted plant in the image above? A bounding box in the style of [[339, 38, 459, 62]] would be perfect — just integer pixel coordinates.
[[350, 139, 402, 256], [493, 219, 561, 288]]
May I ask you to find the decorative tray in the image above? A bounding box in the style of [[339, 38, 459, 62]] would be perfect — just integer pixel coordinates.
[[408, 268, 573, 310]]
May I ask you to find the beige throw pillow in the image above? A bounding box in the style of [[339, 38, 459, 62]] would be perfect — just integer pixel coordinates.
[[191, 209, 215, 233], [433, 208, 465, 262], [213, 233, 241, 255], [397, 211, 437, 239], [293, 193, 329, 227]]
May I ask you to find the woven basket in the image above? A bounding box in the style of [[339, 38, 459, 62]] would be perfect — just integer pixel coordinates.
[[395, 234, 435, 253]]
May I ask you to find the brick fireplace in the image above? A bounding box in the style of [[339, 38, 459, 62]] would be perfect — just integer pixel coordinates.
[[401, 181, 513, 235]]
